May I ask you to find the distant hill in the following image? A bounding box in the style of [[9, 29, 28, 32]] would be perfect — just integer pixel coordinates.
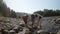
[[16, 12, 31, 18]]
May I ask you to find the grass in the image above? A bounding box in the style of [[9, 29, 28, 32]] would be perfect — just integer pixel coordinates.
[[0, 13, 2, 16], [0, 13, 4, 20]]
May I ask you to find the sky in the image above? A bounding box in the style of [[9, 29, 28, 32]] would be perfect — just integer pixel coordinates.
[[4, 0, 60, 14]]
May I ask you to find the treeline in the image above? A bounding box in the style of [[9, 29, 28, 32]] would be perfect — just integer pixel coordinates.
[[34, 9, 60, 17], [0, 0, 17, 18]]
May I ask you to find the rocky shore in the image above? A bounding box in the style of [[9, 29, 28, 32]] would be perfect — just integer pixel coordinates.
[[0, 16, 60, 34]]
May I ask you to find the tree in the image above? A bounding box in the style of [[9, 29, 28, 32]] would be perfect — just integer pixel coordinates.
[[34, 10, 43, 16], [34, 9, 60, 17], [0, 0, 10, 17], [9, 10, 17, 18]]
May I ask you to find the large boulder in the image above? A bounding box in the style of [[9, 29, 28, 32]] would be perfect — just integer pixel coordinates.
[[37, 30, 50, 34], [56, 31, 60, 34]]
